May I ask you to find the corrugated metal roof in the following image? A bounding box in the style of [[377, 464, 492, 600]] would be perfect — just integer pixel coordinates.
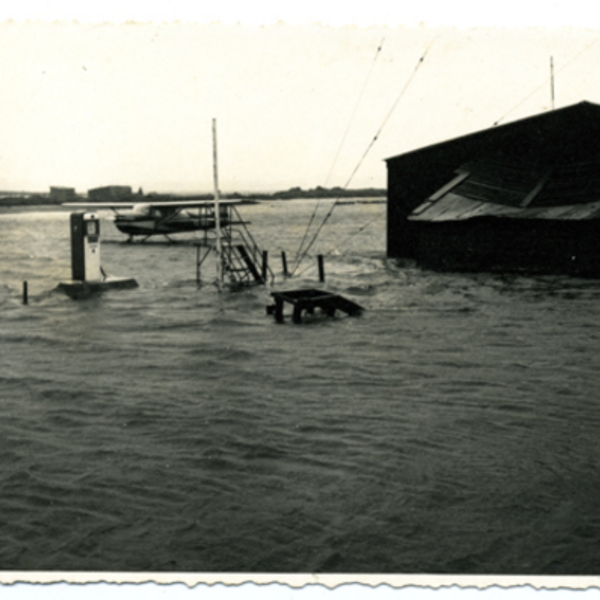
[[409, 193, 600, 222], [408, 155, 600, 222]]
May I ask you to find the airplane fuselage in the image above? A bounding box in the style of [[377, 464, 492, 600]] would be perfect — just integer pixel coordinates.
[[114, 211, 217, 237], [63, 199, 236, 240]]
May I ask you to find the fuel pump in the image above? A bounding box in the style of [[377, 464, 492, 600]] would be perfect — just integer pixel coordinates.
[[58, 211, 137, 298], [70, 212, 102, 282]]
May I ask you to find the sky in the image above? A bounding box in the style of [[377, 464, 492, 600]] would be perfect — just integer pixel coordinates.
[[1, 3, 600, 195]]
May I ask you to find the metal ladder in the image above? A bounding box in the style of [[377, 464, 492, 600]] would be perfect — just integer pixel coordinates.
[[219, 206, 275, 286]]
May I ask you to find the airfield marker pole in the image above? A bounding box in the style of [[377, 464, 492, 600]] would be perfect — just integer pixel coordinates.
[[281, 251, 289, 277], [318, 255, 325, 283], [22, 281, 28, 305]]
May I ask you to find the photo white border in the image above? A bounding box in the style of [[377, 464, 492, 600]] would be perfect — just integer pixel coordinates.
[[2, 0, 600, 596]]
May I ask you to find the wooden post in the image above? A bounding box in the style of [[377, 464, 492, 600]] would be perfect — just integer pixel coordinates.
[[293, 304, 303, 324], [318, 254, 325, 282], [281, 251, 289, 277], [196, 245, 200, 284], [22, 281, 28, 305], [274, 296, 284, 323], [262, 250, 268, 282]]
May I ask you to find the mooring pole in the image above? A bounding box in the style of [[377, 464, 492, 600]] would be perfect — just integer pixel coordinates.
[[262, 250, 268, 283], [212, 118, 223, 292], [22, 281, 28, 305], [318, 254, 325, 282], [281, 251, 289, 277]]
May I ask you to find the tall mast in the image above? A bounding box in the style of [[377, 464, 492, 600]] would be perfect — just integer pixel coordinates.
[[550, 56, 555, 110], [212, 118, 223, 291]]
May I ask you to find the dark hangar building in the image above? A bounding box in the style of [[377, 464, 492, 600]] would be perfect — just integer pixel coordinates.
[[385, 101, 600, 276]]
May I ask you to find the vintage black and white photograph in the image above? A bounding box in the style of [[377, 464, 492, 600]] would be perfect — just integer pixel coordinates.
[[1, 1, 600, 597]]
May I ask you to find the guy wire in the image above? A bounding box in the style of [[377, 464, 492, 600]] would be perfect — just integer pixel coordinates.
[[291, 39, 434, 276], [291, 37, 385, 275]]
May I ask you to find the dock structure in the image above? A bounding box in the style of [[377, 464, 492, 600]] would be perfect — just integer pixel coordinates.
[[268, 289, 364, 324], [195, 204, 273, 287]]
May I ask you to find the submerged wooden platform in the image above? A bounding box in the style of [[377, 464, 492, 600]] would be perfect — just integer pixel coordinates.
[[268, 289, 364, 324], [57, 276, 138, 299]]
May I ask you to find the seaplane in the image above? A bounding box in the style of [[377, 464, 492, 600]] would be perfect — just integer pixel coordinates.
[[63, 196, 243, 242]]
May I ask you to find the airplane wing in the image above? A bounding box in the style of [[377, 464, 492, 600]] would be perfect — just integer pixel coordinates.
[[63, 199, 243, 210]]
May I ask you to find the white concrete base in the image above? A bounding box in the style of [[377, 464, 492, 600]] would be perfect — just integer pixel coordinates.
[[56, 276, 138, 299]]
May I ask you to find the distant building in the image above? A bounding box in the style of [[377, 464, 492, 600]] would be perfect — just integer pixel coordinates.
[[88, 186, 133, 202], [385, 101, 600, 276], [49, 186, 76, 203]]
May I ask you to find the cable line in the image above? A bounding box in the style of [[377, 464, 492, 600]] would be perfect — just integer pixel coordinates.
[[294, 203, 388, 279], [290, 200, 324, 276], [291, 38, 385, 275], [291, 40, 434, 276], [348, 39, 435, 187], [325, 37, 385, 187]]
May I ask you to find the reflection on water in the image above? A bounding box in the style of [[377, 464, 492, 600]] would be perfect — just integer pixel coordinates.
[[0, 201, 600, 573]]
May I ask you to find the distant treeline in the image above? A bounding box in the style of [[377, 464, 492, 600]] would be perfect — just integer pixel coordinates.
[[128, 186, 387, 202], [231, 186, 387, 200], [0, 186, 387, 206], [0, 194, 58, 206]]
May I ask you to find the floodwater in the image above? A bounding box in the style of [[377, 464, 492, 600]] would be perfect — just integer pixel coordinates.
[[1, 200, 600, 574]]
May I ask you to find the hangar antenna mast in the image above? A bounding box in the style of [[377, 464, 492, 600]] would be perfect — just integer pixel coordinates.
[[550, 56, 555, 110]]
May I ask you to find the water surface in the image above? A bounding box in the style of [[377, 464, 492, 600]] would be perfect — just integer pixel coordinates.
[[1, 201, 599, 574]]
